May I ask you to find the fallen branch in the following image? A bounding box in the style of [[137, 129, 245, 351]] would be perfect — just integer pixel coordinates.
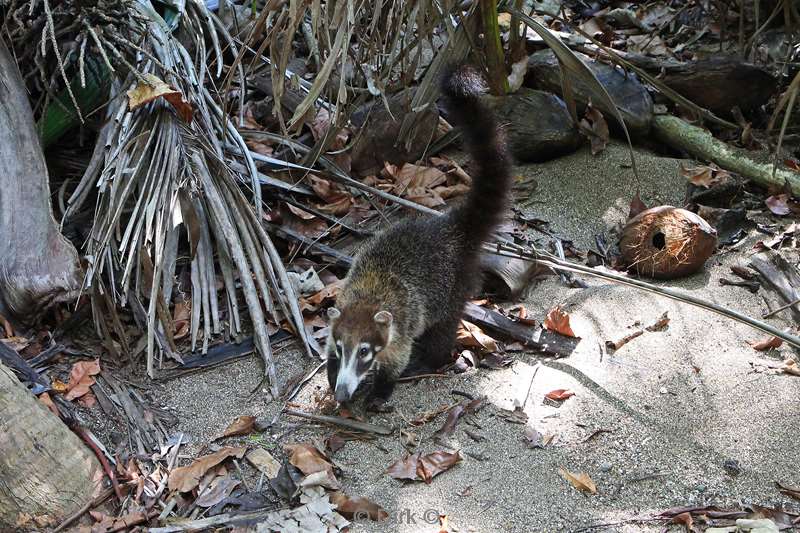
[[653, 115, 800, 195], [284, 409, 393, 435]]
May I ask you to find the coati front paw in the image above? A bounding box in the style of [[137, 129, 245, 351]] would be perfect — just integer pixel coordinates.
[[366, 396, 395, 413]]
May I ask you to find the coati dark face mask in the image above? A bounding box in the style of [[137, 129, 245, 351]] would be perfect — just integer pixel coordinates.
[[325, 307, 392, 402]]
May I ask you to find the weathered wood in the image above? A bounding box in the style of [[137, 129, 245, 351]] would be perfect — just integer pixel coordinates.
[[0, 362, 103, 529], [653, 115, 800, 195], [0, 40, 82, 322]]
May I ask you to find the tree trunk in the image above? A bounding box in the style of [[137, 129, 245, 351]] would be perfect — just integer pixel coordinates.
[[0, 39, 82, 322], [0, 362, 103, 530]]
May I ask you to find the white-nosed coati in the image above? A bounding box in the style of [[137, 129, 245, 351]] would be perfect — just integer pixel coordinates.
[[325, 65, 512, 409]]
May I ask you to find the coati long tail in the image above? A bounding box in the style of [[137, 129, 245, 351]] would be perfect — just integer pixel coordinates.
[[440, 65, 512, 247]]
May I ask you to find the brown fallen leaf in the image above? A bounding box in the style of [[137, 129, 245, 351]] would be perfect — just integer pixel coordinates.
[[38, 392, 60, 417], [748, 336, 783, 351], [781, 358, 800, 376], [628, 192, 648, 220], [284, 443, 336, 478], [545, 389, 575, 402], [173, 298, 191, 339], [286, 203, 316, 221], [559, 468, 597, 494], [456, 320, 499, 352], [64, 359, 101, 401], [329, 491, 388, 520], [417, 451, 462, 484], [386, 451, 462, 484], [195, 475, 240, 508], [216, 415, 256, 440], [434, 398, 484, 438], [671, 511, 694, 530], [543, 306, 577, 338], [246, 448, 281, 479], [765, 193, 796, 216], [77, 391, 97, 408], [127, 73, 193, 123], [579, 103, 609, 155], [299, 280, 345, 313], [168, 447, 246, 493]]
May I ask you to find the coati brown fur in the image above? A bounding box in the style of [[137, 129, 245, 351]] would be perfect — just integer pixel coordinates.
[[325, 65, 512, 408]]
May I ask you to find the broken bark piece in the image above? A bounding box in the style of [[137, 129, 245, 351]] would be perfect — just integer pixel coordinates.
[[525, 49, 653, 136], [485, 89, 583, 162], [619, 206, 717, 279], [350, 89, 440, 176]]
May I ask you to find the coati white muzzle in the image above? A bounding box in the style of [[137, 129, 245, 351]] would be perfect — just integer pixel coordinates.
[[326, 307, 393, 403]]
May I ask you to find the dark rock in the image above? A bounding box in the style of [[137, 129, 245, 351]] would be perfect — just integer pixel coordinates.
[[484, 89, 583, 163], [349, 89, 439, 176], [525, 49, 653, 136]]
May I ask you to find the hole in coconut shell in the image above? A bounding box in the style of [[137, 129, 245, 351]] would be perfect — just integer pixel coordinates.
[[652, 232, 666, 250]]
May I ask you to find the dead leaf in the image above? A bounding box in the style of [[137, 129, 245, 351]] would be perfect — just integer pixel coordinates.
[[38, 392, 60, 417], [216, 415, 256, 440], [628, 192, 648, 219], [127, 73, 193, 123], [299, 469, 342, 491], [748, 336, 783, 351], [681, 164, 730, 188], [329, 491, 388, 520], [559, 468, 597, 494], [284, 443, 336, 478], [434, 398, 484, 438], [386, 453, 420, 481], [325, 434, 346, 454], [545, 389, 575, 401], [543, 306, 577, 338], [246, 448, 281, 479], [299, 280, 345, 313], [168, 447, 246, 492], [78, 391, 97, 408], [286, 203, 316, 220], [173, 299, 191, 340], [671, 511, 694, 530], [645, 312, 670, 332], [386, 451, 462, 484], [781, 358, 800, 376], [64, 359, 101, 401], [498, 405, 528, 424], [765, 193, 798, 216], [456, 320, 499, 352], [579, 103, 609, 155], [0, 314, 13, 337], [195, 476, 240, 508]]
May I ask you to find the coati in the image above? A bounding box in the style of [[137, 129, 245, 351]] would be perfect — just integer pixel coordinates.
[[325, 65, 512, 409]]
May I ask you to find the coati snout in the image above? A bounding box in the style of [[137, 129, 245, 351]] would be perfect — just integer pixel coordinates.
[[326, 306, 393, 402]]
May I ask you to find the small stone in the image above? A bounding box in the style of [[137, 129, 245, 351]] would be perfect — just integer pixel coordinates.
[[598, 461, 613, 472], [694, 483, 707, 493], [723, 459, 741, 477], [659, 386, 668, 394]]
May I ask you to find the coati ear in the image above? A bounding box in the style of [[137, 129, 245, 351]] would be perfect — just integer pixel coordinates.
[[327, 307, 341, 321], [373, 310, 393, 326]]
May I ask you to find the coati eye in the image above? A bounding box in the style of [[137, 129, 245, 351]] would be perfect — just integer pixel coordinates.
[[359, 346, 370, 357]]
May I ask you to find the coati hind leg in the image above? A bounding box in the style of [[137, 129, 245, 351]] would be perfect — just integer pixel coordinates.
[[406, 314, 461, 376]]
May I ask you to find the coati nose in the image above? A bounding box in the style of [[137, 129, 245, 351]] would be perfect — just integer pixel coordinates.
[[334, 387, 351, 403]]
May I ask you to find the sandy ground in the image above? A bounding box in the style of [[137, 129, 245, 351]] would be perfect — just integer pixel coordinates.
[[157, 142, 800, 532]]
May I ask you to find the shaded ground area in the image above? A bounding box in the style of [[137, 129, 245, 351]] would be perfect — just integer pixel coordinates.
[[157, 143, 800, 532]]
